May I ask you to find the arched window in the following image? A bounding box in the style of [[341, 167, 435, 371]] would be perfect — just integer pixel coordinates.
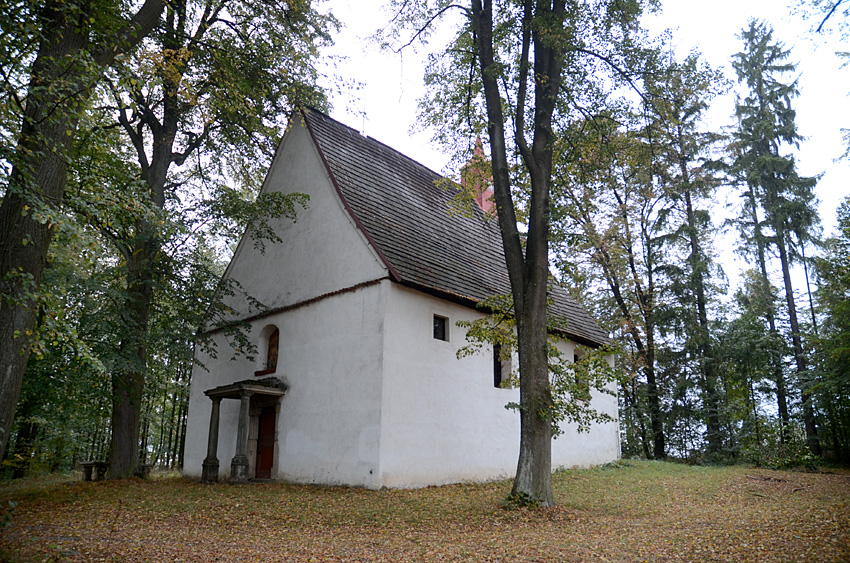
[[255, 325, 280, 376], [267, 328, 279, 372]]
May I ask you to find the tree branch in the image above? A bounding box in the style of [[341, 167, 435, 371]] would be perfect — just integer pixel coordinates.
[[513, 0, 533, 167], [817, 0, 848, 32], [393, 4, 469, 52], [94, 0, 165, 67], [111, 82, 150, 176], [573, 47, 647, 102]]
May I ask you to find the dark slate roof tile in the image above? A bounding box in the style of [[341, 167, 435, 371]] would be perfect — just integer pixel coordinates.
[[302, 109, 609, 348]]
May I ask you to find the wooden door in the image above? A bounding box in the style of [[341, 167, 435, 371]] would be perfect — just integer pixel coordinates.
[[255, 406, 276, 479]]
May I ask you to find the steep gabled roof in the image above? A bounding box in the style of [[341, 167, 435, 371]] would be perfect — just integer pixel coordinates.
[[302, 108, 609, 348]]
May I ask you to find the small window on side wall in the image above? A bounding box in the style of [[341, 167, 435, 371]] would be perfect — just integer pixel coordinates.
[[433, 315, 448, 341], [494, 344, 512, 388]]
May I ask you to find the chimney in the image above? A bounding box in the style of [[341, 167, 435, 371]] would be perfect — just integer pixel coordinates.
[[461, 138, 495, 215]]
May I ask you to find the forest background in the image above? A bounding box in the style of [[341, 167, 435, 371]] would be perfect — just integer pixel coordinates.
[[0, 0, 848, 480]]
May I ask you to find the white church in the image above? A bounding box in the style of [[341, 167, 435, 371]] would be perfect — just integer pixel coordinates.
[[183, 108, 620, 488]]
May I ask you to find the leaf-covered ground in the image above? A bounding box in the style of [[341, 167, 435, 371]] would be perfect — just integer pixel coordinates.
[[1, 461, 848, 562]]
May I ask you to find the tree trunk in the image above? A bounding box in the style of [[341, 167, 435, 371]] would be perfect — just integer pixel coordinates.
[[109, 234, 157, 478], [775, 227, 820, 456], [512, 285, 554, 505], [0, 0, 162, 462], [139, 408, 150, 465], [166, 381, 179, 469], [0, 1, 89, 462], [645, 309, 665, 459], [595, 245, 660, 459], [11, 419, 40, 479], [746, 187, 791, 442], [177, 387, 188, 469], [472, 0, 565, 506], [106, 0, 184, 476], [50, 434, 65, 472], [679, 153, 721, 455], [800, 242, 819, 338]]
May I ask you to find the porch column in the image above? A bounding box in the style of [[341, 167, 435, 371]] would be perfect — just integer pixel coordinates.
[[202, 397, 222, 483], [230, 390, 252, 483]]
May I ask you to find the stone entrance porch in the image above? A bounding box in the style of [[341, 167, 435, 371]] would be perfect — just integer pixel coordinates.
[[201, 377, 287, 484]]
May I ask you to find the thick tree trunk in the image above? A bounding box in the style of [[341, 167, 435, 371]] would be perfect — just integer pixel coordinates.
[[0, 1, 89, 463], [107, 0, 182, 476], [512, 302, 554, 505], [107, 153, 171, 478], [109, 233, 157, 478], [472, 0, 564, 506]]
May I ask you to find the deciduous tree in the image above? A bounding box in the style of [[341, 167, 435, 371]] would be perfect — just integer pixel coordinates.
[[94, 0, 333, 478], [0, 0, 164, 461], [387, 0, 651, 503]]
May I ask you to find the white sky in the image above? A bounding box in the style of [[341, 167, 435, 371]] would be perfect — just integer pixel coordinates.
[[320, 0, 849, 288]]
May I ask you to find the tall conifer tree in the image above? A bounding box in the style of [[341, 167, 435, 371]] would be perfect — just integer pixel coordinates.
[[730, 20, 821, 455], [645, 54, 726, 455]]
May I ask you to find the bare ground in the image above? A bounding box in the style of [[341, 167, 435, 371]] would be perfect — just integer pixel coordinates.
[[1, 461, 848, 562]]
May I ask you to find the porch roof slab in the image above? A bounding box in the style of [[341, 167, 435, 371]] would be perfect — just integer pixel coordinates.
[[204, 377, 287, 399]]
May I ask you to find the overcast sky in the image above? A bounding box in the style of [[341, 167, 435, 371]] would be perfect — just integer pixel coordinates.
[[320, 0, 849, 243]]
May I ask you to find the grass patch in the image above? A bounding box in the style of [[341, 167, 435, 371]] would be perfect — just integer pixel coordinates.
[[1, 461, 848, 562]]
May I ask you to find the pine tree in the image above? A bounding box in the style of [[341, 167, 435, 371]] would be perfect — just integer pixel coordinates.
[[645, 54, 727, 456], [814, 196, 850, 461], [730, 19, 821, 456]]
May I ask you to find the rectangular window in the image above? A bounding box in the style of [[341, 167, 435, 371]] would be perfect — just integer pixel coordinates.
[[494, 343, 512, 388], [573, 353, 590, 401], [433, 315, 448, 341]]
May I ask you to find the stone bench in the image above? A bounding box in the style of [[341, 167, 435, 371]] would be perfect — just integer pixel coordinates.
[[134, 463, 152, 479], [80, 461, 108, 481]]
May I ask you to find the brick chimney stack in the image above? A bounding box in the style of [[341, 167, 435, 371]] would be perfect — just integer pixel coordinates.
[[461, 138, 495, 215]]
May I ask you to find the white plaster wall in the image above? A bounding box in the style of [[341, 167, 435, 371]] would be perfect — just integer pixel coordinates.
[[218, 116, 388, 320], [273, 282, 386, 487], [377, 284, 619, 488], [186, 280, 619, 486], [549, 340, 621, 469], [378, 284, 521, 487], [184, 282, 386, 486]]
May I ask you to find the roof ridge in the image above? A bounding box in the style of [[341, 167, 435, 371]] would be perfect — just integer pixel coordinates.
[[301, 107, 448, 182]]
